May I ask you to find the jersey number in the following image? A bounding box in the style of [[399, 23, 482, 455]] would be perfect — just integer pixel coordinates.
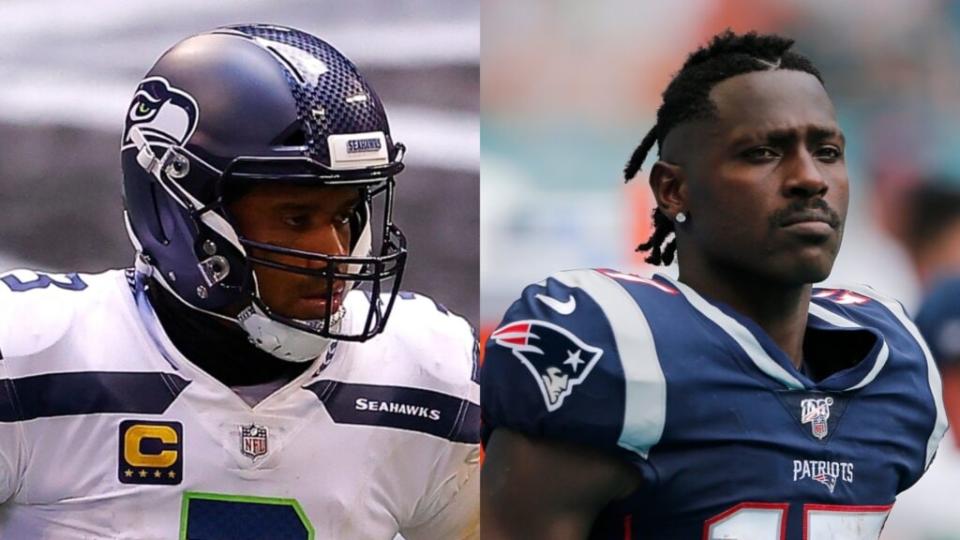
[[180, 492, 315, 540], [703, 502, 892, 540], [0, 271, 87, 292]]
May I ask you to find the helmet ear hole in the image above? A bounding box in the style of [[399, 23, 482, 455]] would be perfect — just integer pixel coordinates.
[[148, 183, 170, 245]]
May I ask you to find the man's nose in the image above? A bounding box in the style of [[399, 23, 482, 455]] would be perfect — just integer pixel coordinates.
[[301, 224, 350, 270], [782, 149, 829, 199]]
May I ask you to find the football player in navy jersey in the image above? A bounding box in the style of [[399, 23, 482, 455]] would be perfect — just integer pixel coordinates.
[[482, 30, 948, 539]]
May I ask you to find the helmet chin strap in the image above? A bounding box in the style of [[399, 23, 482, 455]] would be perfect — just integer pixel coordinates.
[[141, 257, 342, 364], [132, 247, 339, 365], [236, 302, 341, 363]]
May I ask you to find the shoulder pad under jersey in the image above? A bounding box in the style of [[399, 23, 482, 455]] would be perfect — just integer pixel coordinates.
[[0, 269, 96, 359]]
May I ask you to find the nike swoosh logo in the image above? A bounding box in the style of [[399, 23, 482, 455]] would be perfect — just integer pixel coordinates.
[[535, 293, 576, 315]]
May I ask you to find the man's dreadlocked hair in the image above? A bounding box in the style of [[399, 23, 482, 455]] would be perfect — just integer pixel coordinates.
[[625, 30, 823, 265]]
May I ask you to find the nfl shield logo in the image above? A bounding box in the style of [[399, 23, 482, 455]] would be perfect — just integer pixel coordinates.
[[800, 397, 834, 440], [240, 424, 268, 460]]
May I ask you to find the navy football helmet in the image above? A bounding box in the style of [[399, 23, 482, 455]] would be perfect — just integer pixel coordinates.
[[122, 24, 407, 361]]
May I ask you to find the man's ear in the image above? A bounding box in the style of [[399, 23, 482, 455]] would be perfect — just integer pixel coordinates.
[[649, 160, 687, 220]]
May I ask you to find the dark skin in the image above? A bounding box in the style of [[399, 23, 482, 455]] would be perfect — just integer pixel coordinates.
[[228, 183, 362, 321], [482, 69, 849, 539], [482, 430, 641, 540], [654, 69, 848, 368]]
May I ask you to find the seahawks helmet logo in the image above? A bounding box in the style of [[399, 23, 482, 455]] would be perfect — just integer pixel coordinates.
[[121, 76, 199, 151]]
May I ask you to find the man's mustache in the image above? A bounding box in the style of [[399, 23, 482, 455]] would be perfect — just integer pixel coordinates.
[[770, 199, 842, 229]]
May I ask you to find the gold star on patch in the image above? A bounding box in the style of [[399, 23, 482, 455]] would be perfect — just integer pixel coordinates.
[[168, 471, 177, 479], [153, 470, 162, 478], [138, 470, 148, 478], [124, 469, 134, 478]]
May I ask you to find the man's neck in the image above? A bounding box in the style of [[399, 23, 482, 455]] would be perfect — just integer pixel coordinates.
[[678, 266, 811, 369]]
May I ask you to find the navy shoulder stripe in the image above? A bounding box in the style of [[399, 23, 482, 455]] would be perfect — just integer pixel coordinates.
[[305, 380, 479, 444], [0, 371, 190, 422]]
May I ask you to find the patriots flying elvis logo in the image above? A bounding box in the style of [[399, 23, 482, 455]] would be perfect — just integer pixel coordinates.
[[491, 320, 603, 411]]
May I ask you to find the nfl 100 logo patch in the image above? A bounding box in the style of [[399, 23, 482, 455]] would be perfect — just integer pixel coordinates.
[[801, 397, 834, 440], [777, 391, 848, 443], [240, 424, 269, 460]]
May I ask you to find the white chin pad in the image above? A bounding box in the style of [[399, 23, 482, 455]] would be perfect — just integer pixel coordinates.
[[237, 303, 343, 363]]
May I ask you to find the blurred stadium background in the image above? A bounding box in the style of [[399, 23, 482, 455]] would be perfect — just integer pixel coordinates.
[[0, 0, 479, 323], [482, 0, 959, 537]]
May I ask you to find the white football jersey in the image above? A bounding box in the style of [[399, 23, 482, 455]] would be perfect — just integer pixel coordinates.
[[0, 269, 480, 540]]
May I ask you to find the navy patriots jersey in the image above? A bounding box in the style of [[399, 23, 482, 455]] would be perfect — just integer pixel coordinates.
[[482, 269, 948, 539]]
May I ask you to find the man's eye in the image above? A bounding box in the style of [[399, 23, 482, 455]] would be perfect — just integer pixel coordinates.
[[742, 147, 779, 161], [283, 215, 310, 228], [816, 146, 843, 162]]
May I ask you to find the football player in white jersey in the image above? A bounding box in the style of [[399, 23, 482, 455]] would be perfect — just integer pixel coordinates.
[[0, 24, 479, 539]]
